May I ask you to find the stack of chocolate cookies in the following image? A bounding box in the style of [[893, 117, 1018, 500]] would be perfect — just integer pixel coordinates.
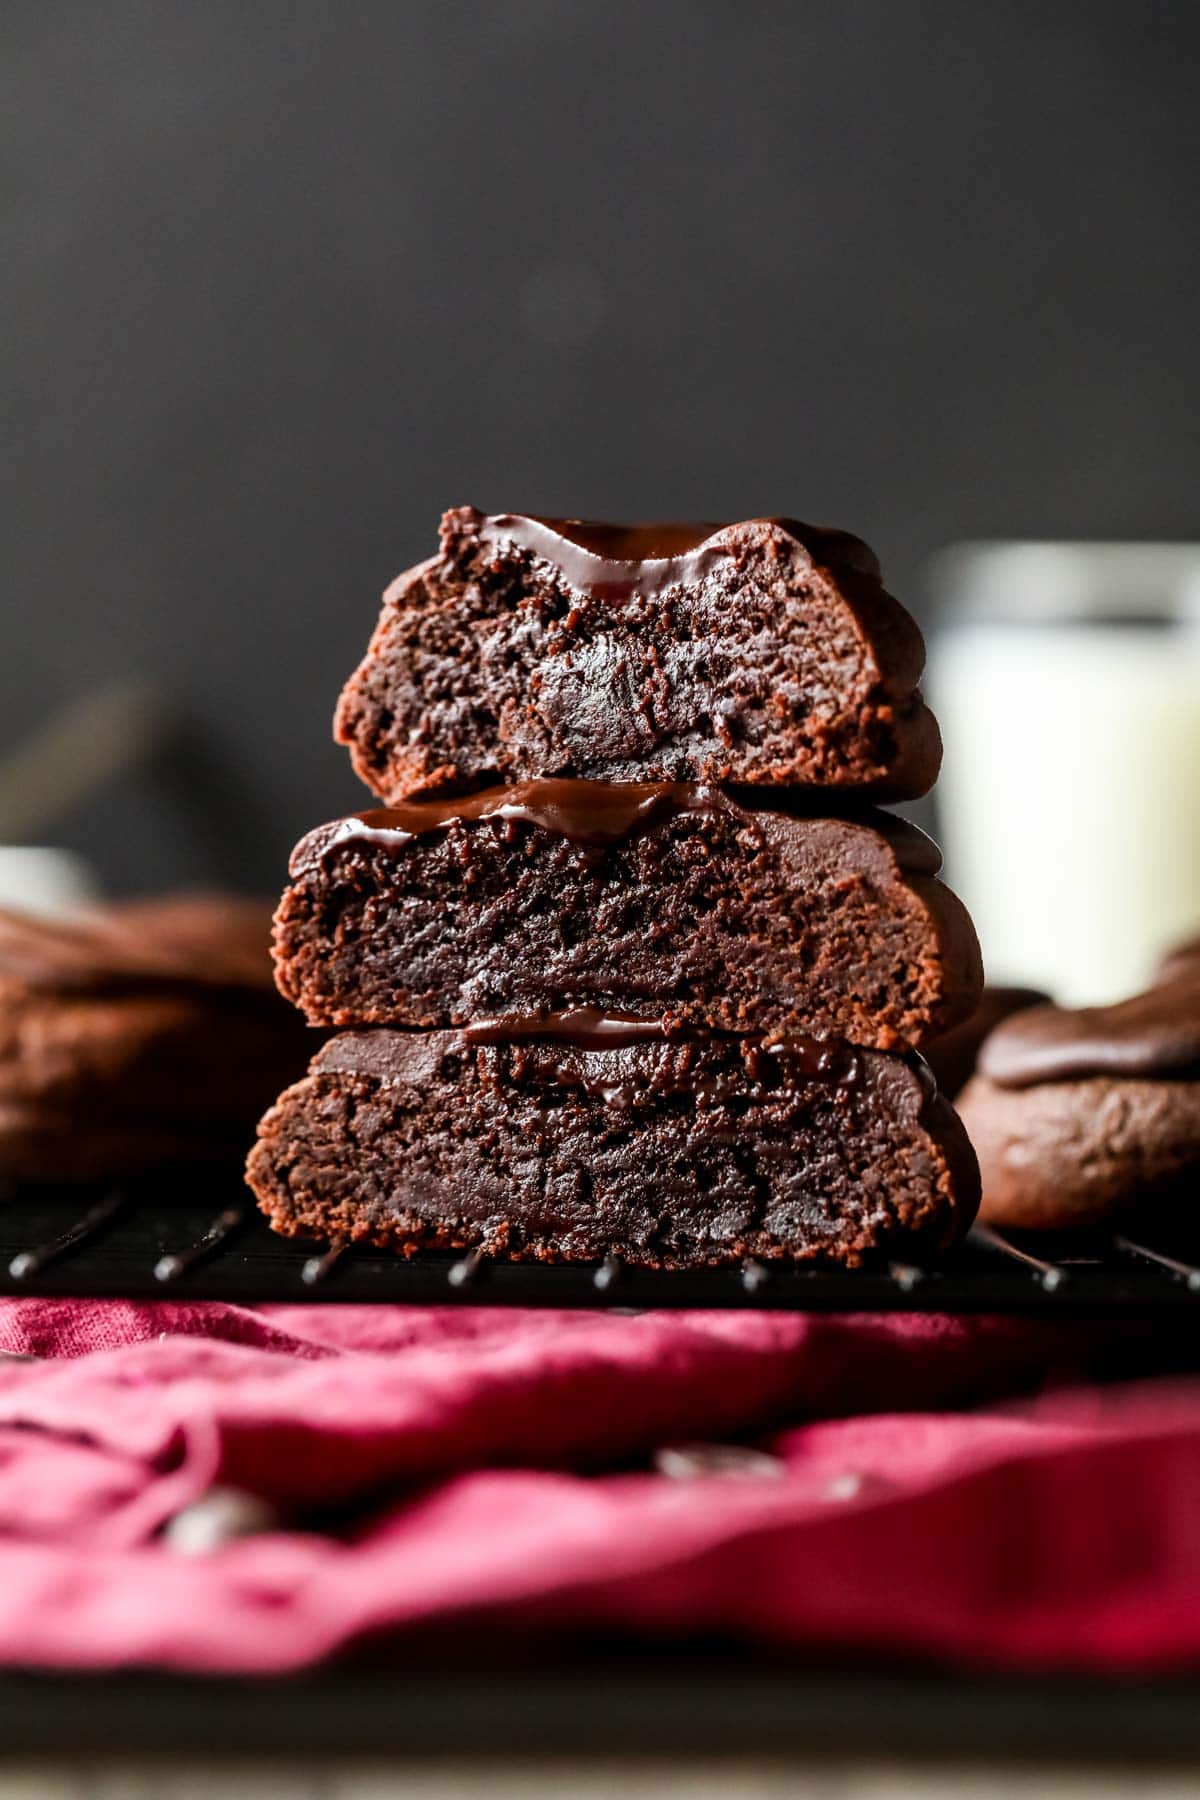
[[247, 510, 984, 1269]]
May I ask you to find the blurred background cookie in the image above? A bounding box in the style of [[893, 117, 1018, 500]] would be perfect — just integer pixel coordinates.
[[0, 894, 313, 1183], [924, 985, 1051, 1101], [957, 975, 1200, 1232], [1157, 932, 1200, 986]]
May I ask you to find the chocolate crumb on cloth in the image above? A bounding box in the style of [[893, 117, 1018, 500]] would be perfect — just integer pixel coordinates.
[[275, 780, 981, 1047], [335, 510, 942, 803], [957, 974, 1200, 1232], [247, 1019, 978, 1271], [0, 895, 313, 1182]]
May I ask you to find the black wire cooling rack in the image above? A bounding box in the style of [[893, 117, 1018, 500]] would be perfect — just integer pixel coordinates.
[[1, 1173, 1198, 1310]]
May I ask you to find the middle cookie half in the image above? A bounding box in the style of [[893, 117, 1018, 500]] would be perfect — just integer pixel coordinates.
[[274, 780, 981, 1051]]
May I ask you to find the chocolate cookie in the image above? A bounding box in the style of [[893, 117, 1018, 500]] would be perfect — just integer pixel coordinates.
[[924, 985, 1050, 1100], [0, 896, 313, 1182], [335, 509, 942, 803], [1157, 933, 1200, 985], [275, 780, 982, 1048], [245, 1017, 979, 1270], [957, 976, 1200, 1231]]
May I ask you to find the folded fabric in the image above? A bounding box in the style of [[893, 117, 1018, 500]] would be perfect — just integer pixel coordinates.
[[0, 1297, 1197, 1674]]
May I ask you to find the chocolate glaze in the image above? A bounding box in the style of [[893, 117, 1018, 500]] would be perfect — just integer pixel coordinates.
[[470, 511, 881, 600], [745, 1036, 861, 1087], [464, 1007, 672, 1050], [486, 1019, 865, 1107], [290, 778, 942, 878], [980, 975, 1200, 1088], [317, 1018, 864, 1092]]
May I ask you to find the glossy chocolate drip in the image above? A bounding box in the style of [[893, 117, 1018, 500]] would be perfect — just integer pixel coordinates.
[[471, 511, 880, 599], [317, 1020, 864, 1093], [745, 1036, 861, 1086], [292, 780, 728, 874], [980, 975, 1200, 1088], [545, 1036, 862, 1107], [515, 519, 728, 561], [463, 1006, 672, 1050], [470, 1010, 863, 1087], [290, 778, 942, 877]]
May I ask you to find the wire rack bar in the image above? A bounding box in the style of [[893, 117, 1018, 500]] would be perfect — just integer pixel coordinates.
[[0, 1182, 1197, 1312]]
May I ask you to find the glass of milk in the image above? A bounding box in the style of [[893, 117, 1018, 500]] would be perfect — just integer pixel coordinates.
[[926, 542, 1200, 1005]]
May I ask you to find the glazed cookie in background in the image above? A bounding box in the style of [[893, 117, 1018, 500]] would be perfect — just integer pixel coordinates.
[[335, 509, 942, 805], [247, 1021, 980, 1271], [0, 895, 313, 1183], [1157, 932, 1200, 985], [276, 780, 983, 1048], [957, 975, 1200, 1232], [924, 985, 1051, 1100]]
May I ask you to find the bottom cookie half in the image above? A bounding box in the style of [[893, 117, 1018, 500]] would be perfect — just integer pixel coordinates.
[[246, 1029, 979, 1270]]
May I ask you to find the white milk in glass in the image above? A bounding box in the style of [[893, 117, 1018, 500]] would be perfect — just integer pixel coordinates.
[[926, 544, 1200, 1005]]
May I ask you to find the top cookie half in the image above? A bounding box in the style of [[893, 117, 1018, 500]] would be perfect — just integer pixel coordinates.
[[335, 509, 942, 801]]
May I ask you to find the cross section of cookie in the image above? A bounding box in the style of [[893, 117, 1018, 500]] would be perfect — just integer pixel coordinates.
[[246, 1021, 979, 1271], [274, 780, 981, 1049], [336, 510, 942, 803]]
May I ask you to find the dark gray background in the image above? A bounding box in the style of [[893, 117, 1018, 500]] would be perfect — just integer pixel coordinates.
[[6, 0, 1199, 893]]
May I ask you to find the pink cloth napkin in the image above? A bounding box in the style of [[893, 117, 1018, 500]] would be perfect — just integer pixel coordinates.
[[0, 1297, 1198, 1674]]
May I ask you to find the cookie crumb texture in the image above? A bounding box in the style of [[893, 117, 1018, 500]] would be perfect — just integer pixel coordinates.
[[335, 509, 941, 803], [246, 1032, 979, 1270]]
